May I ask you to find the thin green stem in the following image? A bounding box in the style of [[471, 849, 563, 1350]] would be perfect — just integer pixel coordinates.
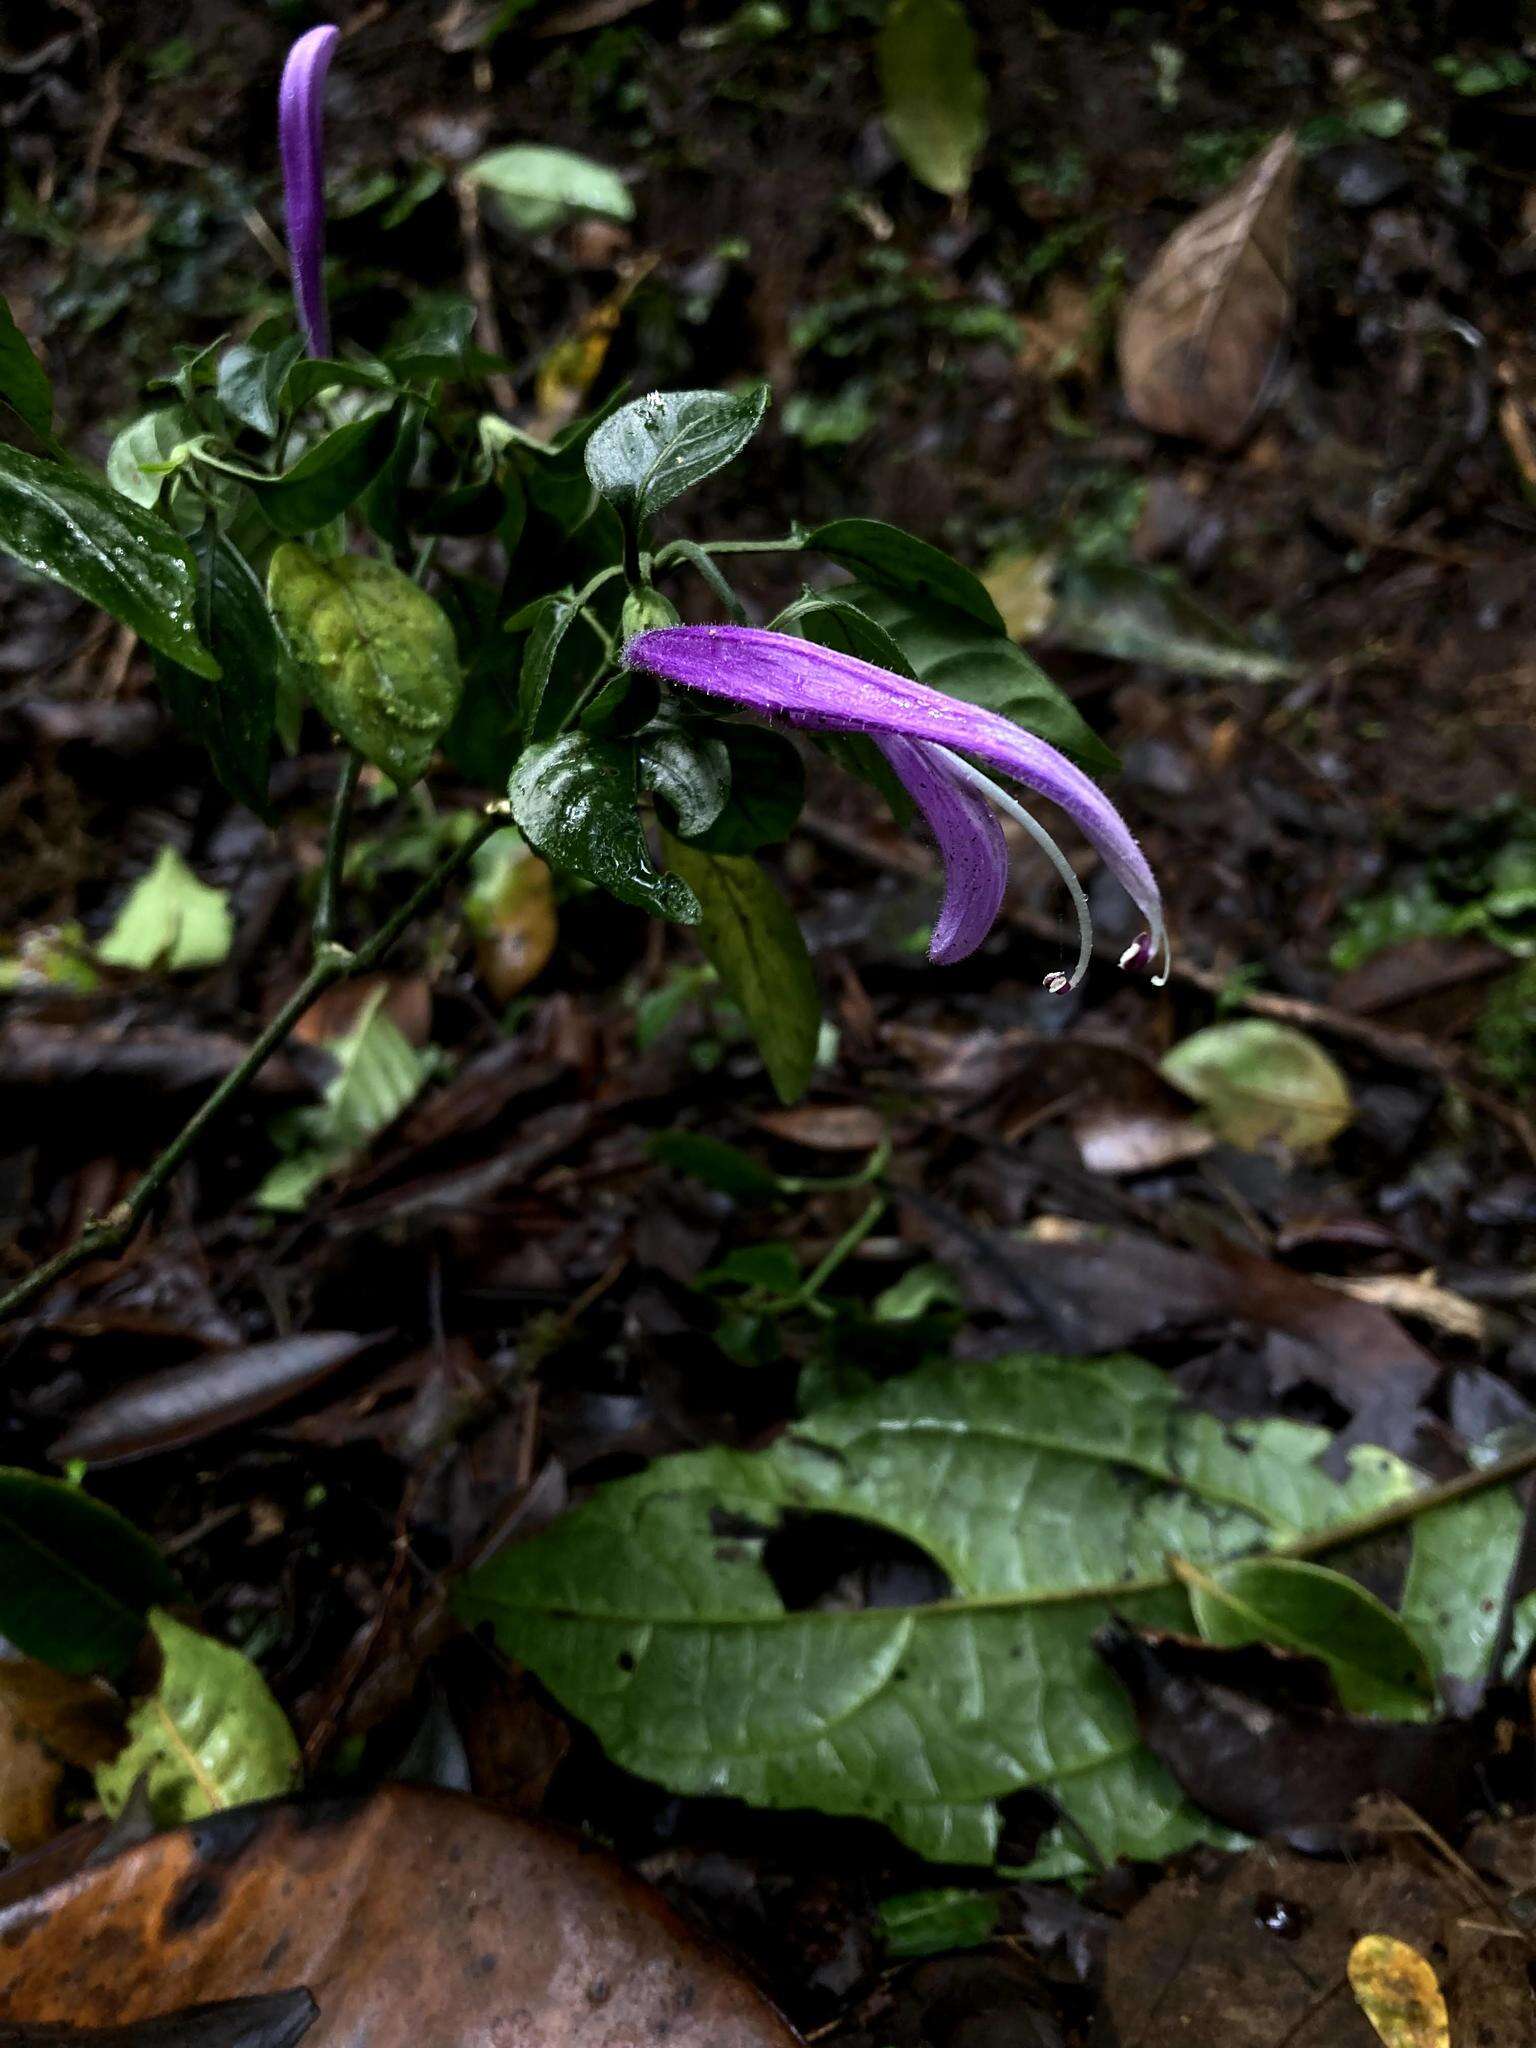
[[313, 751, 362, 953], [774, 1194, 887, 1319], [0, 810, 502, 1326], [653, 535, 804, 564]]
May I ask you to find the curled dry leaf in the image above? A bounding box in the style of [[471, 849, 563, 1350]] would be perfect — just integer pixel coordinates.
[[1118, 130, 1298, 450], [0, 1786, 799, 2048]]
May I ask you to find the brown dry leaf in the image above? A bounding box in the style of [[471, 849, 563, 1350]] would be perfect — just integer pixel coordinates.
[[532, 262, 654, 439], [466, 845, 559, 1004], [753, 1104, 886, 1153], [1118, 130, 1297, 449], [0, 1657, 123, 1855], [982, 549, 1057, 641], [1349, 1936, 1450, 2048], [293, 976, 433, 1051], [1016, 274, 1101, 383], [0, 1785, 799, 2047]]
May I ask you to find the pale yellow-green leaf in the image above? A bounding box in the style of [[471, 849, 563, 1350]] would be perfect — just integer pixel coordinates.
[[95, 847, 233, 975], [267, 543, 462, 787], [878, 0, 988, 199], [95, 1609, 301, 1825], [1160, 1019, 1353, 1152]]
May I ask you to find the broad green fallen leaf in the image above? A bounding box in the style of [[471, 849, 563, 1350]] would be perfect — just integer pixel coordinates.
[[95, 846, 233, 974], [458, 1351, 1421, 1864], [1160, 1019, 1353, 1152], [95, 1609, 302, 1824]]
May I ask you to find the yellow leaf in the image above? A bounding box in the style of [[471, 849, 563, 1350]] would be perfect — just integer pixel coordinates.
[[1348, 1934, 1450, 2048]]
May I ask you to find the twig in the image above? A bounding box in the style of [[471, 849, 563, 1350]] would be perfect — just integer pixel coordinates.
[[0, 811, 502, 1325]]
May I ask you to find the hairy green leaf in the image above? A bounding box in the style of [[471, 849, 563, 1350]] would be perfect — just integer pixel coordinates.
[[457, 1353, 1421, 1864], [661, 833, 821, 1105], [267, 543, 462, 786], [95, 1610, 302, 1824], [0, 444, 217, 677], [0, 1470, 179, 1678], [585, 387, 771, 527], [510, 732, 699, 922]]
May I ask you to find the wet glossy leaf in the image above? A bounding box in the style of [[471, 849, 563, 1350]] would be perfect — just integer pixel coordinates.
[[879, 1889, 1001, 1959], [464, 144, 634, 233], [509, 733, 700, 922], [1119, 130, 1297, 449], [515, 587, 597, 740], [1348, 1935, 1449, 2048], [0, 293, 52, 440], [585, 387, 770, 526], [0, 1471, 179, 1678], [0, 1787, 797, 2046], [0, 445, 217, 677], [638, 723, 731, 836], [1402, 1483, 1527, 1703], [1161, 1020, 1354, 1153], [1180, 1557, 1434, 1718], [95, 1611, 301, 1825], [808, 518, 1004, 631], [458, 1352, 1419, 1864], [878, 0, 987, 198], [678, 726, 805, 853], [661, 834, 821, 1105], [267, 544, 462, 786], [154, 536, 282, 817], [252, 409, 400, 536]]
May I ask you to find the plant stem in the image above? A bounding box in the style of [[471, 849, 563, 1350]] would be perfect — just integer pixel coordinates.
[[653, 535, 804, 564], [775, 1194, 887, 1319], [0, 810, 501, 1326], [313, 751, 362, 952]]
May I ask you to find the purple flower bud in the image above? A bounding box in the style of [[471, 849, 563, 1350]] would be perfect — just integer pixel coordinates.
[[626, 623, 1168, 986], [279, 25, 340, 358]]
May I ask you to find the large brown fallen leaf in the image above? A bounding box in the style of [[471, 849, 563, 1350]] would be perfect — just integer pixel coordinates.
[[0, 1786, 799, 2048], [1118, 130, 1297, 449]]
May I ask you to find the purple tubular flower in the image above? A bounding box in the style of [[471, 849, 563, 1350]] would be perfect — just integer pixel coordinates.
[[279, 25, 341, 357], [625, 623, 1168, 989]]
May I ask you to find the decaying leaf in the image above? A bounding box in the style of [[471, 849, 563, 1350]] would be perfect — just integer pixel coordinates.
[[1349, 1935, 1450, 2048], [0, 1657, 122, 1854], [0, 1787, 798, 2047], [462, 830, 559, 1003], [0, 1990, 319, 2048], [1118, 130, 1297, 449]]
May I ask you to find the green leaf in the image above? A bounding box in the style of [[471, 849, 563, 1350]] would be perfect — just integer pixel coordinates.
[[217, 324, 304, 437], [509, 733, 699, 922], [155, 535, 281, 816], [266, 542, 463, 786], [638, 722, 731, 836], [515, 579, 616, 740], [456, 1352, 1419, 1864], [106, 408, 198, 510], [585, 387, 771, 527], [256, 985, 442, 1212], [0, 443, 217, 678], [1160, 1020, 1354, 1153], [648, 1129, 781, 1201], [807, 518, 1005, 631], [1050, 563, 1298, 684], [880, 1889, 1001, 1959], [1402, 1483, 1525, 1694], [252, 407, 401, 536], [676, 725, 806, 853], [1181, 1556, 1434, 1718], [95, 1609, 302, 1825], [95, 846, 234, 975], [0, 1470, 179, 1678], [659, 833, 820, 1105], [464, 145, 634, 233], [0, 292, 52, 440], [878, 0, 988, 198], [848, 582, 1115, 773]]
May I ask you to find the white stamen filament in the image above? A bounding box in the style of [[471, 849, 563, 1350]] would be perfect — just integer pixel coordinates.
[[934, 747, 1093, 993]]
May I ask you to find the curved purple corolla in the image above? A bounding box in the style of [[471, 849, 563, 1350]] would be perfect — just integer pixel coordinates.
[[625, 623, 1168, 989], [279, 25, 340, 357]]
